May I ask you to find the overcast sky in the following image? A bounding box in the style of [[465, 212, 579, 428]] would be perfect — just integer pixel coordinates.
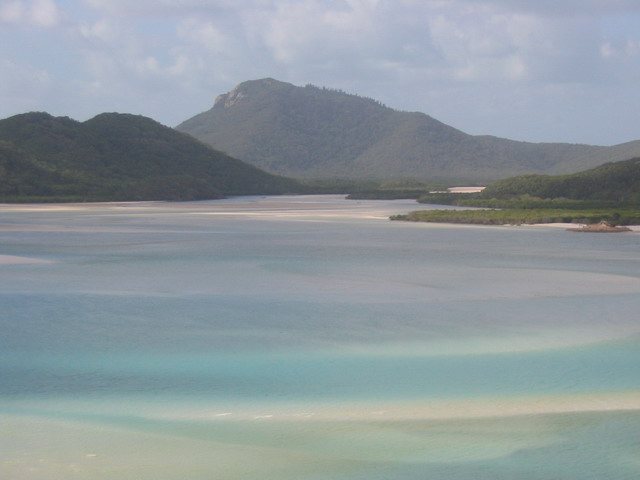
[[2, 0, 639, 145]]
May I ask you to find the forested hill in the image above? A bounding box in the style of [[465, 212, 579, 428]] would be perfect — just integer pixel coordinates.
[[0, 112, 299, 202], [480, 157, 640, 203], [177, 78, 640, 182]]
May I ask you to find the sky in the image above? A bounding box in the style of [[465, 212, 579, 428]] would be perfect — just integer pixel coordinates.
[[1, 0, 639, 146]]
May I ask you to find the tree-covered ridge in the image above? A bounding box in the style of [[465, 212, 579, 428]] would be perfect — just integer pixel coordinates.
[[391, 208, 640, 226], [479, 157, 640, 203], [394, 157, 640, 227], [177, 78, 640, 182], [0, 112, 299, 202]]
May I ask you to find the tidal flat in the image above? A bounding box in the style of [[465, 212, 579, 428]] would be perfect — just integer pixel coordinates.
[[1, 195, 639, 479]]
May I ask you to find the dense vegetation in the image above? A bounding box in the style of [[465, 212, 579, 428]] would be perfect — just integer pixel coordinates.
[[343, 179, 447, 199], [177, 78, 640, 182], [0, 112, 300, 202], [391, 208, 640, 226], [478, 157, 640, 203], [393, 158, 640, 226]]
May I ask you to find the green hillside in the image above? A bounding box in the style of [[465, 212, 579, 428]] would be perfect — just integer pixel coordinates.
[[479, 157, 640, 203], [0, 112, 299, 202], [177, 78, 640, 182], [399, 157, 640, 226]]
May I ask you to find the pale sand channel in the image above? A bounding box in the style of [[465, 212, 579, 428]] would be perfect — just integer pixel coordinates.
[[2, 393, 639, 480]]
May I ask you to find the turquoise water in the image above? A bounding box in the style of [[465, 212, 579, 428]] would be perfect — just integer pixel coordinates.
[[1, 196, 639, 479]]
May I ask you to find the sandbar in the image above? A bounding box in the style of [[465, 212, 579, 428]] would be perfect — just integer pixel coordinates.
[[152, 391, 640, 423], [0, 254, 55, 265]]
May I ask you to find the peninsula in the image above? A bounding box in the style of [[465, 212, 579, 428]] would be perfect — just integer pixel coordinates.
[[390, 157, 640, 229]]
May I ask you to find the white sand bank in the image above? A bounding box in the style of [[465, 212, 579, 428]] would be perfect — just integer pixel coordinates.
[[3, 392, 638, 480], [0, 415, 353, 480], [0, 254, 55, 265], [527, 222, 640, 231], [155, 391, 640, 423]]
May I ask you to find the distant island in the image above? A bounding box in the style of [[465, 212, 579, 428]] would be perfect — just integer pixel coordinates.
[[390, 157, 640, 229]]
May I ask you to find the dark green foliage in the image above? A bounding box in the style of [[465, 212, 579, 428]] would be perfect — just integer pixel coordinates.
[[344, 179, 447, 199], [480, 158, 640, 203], [417, 193, 621, 210], [397, 158, 640, 226], [347, 189, 429, 200], [391, 208, 640, 226], [416, 193, 474, 205], [177, 78, 640, 181], [0, 112, 300, 202]]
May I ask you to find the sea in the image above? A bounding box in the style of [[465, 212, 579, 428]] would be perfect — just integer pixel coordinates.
[[1, 195, 639, 480]]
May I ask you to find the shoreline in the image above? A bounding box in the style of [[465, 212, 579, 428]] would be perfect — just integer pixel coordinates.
[[527, 222, 640, 231]]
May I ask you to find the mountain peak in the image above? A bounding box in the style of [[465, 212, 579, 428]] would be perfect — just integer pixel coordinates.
[[214, 78, 292, 109], [178, 78, 640, 181]]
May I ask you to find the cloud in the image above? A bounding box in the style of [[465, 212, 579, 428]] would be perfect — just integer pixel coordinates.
[[177, 18, 229, 53], [458, 0, 640, 15], [0, 59, 55, 113], [76, 19, 186, 92], [70, 0, 638, 89], [0, 1, 24, 23], [81, 0, 246, 17], [601, 39, 640, 59], [0, 0, 63, 27], [30, 0, 62, 26], [1, 0, 639, 143]]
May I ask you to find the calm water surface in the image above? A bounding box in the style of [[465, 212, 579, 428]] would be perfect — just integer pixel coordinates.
[[1, 195, 639, 479]]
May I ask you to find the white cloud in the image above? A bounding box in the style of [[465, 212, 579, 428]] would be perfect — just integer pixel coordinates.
[[1, 0, 639, 143], [29, 0, 61, 26], [601, 39, 640, 59], [0, 59, 54, 113], [177, 18, 229, 52], [0, 1, 24, 23], [70, 0, 638, 88], [458, 0, 640, 16], [80, 0, 249, 17], [79, 18, 122, 43], [0, 0, 63, 27]]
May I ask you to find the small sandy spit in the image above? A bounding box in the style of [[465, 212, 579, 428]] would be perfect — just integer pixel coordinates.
[[567, 221, 633, 232], [0, 255, 55, 265]]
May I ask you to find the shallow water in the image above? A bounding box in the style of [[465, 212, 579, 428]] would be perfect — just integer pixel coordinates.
[[1, 195, 639, 479]]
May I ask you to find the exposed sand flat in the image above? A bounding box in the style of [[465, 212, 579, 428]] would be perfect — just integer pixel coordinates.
[[352, 391, 640, 421], [0, 195, 418, 223], [0, 224, 104, 232], [152, 391, 640, 423], [0, 255, 55, 265], [568, 222, 633, 232], [0, 224, 174, 233], [0, 415, 356, 480], [2, 197, 638, 229], [447, 186, 486, 193], [3, 393, 638, 480], [0, 201, 158, 212], [517, 223, 640, 231]]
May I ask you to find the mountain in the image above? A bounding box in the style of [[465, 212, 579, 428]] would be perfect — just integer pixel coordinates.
[[0, 112, 299, 202], [480, 157, 640, 203], [177, 78, 640, 182]]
